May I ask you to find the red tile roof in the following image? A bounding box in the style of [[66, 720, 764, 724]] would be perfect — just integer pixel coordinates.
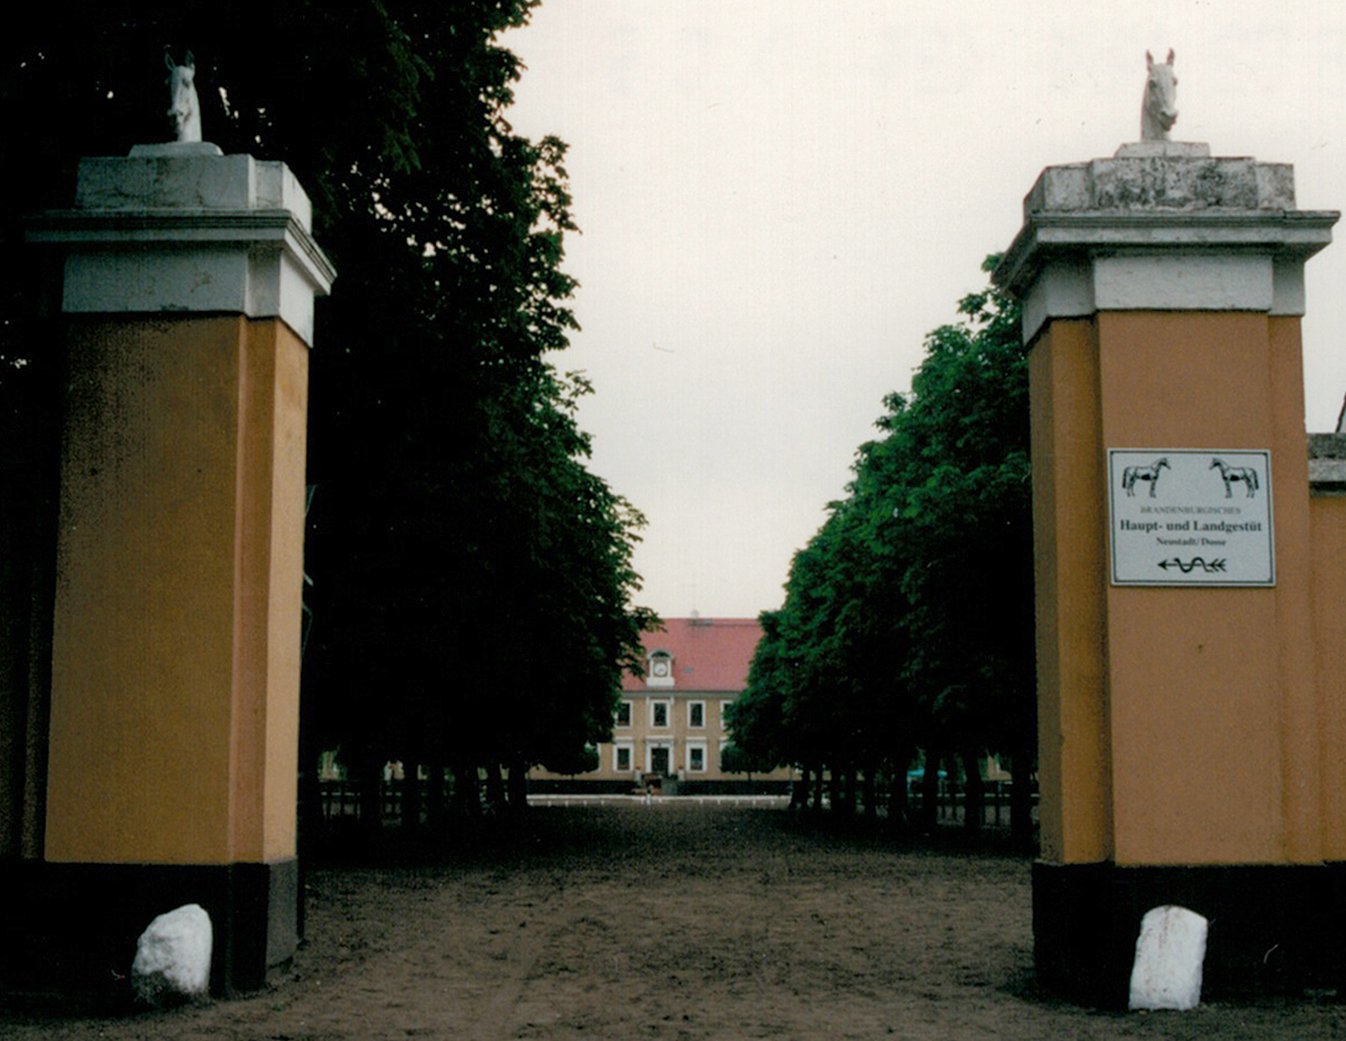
[[622, 617, 763, 693]]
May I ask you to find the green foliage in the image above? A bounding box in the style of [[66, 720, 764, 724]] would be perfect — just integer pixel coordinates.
[[1, 0, 655, 802], [716, 742, 757, 776], [542, 741, 600, 778], [730, 256, 1034, 809]]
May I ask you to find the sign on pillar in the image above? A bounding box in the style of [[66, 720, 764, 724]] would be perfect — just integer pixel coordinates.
[[1107, 449, 1275, 586]]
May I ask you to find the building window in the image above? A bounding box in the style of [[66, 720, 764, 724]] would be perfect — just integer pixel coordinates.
[[686, 740, 707, 773], [651, 700, 670, 729], [614, 743, 633, 772], [615, 700, 632, 727], [688, 701, 705, 728]]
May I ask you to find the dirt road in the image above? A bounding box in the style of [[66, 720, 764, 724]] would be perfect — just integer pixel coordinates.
[[5, 803, 1344, 1039]]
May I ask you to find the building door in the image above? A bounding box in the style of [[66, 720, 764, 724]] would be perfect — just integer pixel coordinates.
[[650, 745, 671, 776]]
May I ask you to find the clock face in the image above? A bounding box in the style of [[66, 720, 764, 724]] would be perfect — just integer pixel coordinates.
[[652, 660, 669, 676]]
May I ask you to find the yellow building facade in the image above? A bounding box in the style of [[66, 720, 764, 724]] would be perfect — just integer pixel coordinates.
[[531, 618, 795, 793]]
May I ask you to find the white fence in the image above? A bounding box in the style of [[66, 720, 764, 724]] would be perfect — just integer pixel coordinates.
[[527, 793, 791, 809]]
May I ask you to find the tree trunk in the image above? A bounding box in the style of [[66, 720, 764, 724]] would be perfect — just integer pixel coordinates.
[[450, 757, 480, 817], [401, 759, 421, 830], [792, 767, 809, 810], [425, 756, 446, 832], [357, 749, 383, 832], [296, 730, 323, 856], [505, 756, 528, 810], [829, 765, 848, 816], [862, 769, 877, 820], [1009, 743, 1035, 851], [920, 747, 943, 834], [483, 761, 506, 811], [812, 763, 825, 813], [961, 747, 985, 833], [887, 767, 909, 831]]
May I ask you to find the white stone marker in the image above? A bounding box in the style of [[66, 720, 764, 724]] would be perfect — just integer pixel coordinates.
[[131, 903, 213, 1005], [1128, 905, 1208, 1011]]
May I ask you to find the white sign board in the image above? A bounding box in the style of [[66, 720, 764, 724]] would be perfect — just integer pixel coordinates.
[[1107, 449, 1274, 586]]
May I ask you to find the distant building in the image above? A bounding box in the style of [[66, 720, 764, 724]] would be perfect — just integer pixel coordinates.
[[529, 617, 794, 794]]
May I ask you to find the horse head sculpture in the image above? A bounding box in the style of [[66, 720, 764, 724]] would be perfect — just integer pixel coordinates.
[[165, 51, 202, 143], [1141, 49, 1178, 141]]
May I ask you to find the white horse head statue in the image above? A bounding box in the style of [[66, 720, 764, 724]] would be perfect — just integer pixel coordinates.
[[1141, 49, 1178, 141], [165, 51, 202, 143]]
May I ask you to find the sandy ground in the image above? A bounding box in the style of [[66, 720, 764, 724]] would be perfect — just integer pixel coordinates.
[[5, 803, 1346, 1040]]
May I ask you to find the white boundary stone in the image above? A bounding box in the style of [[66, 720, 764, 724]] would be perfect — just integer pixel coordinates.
[[1128, 905, 1208, 1011], [131, 903, 214, 1005]]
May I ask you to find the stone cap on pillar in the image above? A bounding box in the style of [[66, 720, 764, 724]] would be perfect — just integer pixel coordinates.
[[25, 147, 336, 346], [993, 144, 1339, 344]]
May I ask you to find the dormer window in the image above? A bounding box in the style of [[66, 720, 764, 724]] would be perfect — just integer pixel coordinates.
[[647, 649, 674, 688]]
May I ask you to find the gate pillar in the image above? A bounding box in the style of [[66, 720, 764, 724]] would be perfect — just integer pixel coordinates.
[[16, 143, 334, 998], [996, 142, 1342, 1004]]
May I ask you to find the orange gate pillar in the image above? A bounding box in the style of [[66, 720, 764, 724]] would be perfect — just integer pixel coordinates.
[[995, 141, 1341, 1005], [21, 143, 334, 997]]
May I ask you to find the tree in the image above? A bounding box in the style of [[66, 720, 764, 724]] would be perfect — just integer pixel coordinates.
[[729, 257, 1034, 841], [1, 1, 655, 832], [869, 257, 1034, 841]]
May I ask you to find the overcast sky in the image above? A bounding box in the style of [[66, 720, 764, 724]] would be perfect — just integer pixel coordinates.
[[502, 0, 1346, 621]]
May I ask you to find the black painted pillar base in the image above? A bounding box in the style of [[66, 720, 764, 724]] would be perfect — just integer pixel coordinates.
[[1034, 859, 1346, 1008], [0, 858, 299, 1009]]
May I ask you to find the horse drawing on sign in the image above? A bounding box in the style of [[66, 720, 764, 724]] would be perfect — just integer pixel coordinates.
[[166, 51, 201, 143], [1123, 457, 1170, 497], [1210, 458, 1259, 499], [1141, 49, 1178, 141]]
